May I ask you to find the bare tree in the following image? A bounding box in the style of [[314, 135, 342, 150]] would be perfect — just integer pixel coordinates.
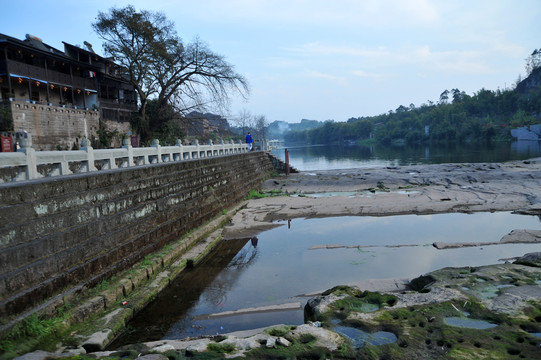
[[93, 6, 169, 137], [232, 109, 253, 135], [154, 37, 249, 116], [93, 6, 249, 142], [253, 114, 269, 143]]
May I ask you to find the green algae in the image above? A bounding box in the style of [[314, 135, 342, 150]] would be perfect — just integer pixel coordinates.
[[265, 325, 296, 337], [306, 285, 541, 359]]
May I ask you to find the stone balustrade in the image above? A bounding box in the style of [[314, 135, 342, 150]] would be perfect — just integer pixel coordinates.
[[0, 133, 249, 183]]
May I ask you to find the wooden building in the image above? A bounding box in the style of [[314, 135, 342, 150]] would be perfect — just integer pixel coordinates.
[[0, 33, 137, 150]]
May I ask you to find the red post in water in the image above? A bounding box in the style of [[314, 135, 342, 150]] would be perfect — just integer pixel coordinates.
[[285, 148, 290, 176]]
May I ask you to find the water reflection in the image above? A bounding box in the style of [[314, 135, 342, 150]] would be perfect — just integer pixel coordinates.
[[111, 212, 541, 347], [272, 141, 541, 171], [108, 238, 253, 347]]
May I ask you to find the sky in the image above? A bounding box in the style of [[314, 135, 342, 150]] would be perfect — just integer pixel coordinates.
[[1, 0, 540, 124]]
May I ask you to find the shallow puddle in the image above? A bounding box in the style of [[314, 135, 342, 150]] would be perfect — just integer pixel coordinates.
[[475, 284, 517, 300], [444, 317, 498, 329], [292, 189, 418, 198], [293, 191, 361, 197], [110, 212, 540, 348], [333, 326, 398, 347]]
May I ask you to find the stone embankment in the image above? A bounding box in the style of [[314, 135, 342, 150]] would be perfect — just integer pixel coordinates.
[[0, 151, 275, 338]]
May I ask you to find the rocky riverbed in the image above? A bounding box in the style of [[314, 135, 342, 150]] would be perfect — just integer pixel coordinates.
[[223, 157, 541, 239], [14, 158, 541, 359]]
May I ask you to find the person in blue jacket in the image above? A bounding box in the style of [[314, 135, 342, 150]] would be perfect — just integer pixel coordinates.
[[245, 132, 254, 151]]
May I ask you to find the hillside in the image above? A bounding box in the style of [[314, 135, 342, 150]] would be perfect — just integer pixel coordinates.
[[284, 66, 541, 145]]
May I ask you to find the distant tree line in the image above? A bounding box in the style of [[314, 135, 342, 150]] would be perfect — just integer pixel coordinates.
[[285, 53, 541, 146], [265, 119, 331, 139]]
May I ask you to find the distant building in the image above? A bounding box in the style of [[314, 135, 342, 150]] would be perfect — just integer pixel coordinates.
[[184, 111, 230, 138], [0, 33, 137, 150]]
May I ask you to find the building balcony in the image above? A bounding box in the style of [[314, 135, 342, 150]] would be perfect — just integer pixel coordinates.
[[6, 60, 97, 90], [99, 98, 137, 112]]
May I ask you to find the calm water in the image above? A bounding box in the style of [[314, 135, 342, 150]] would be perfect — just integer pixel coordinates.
[[111, 212, 541, 347], [271, 141, 541, 171]]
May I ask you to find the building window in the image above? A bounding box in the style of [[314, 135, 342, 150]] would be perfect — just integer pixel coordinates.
[[103, 108, 117, 121]]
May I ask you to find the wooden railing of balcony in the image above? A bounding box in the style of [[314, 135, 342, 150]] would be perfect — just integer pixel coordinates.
[[6, 60, 97, 90]]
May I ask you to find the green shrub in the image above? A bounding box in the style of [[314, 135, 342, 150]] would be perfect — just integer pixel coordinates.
[[247, 189, 266, 199]]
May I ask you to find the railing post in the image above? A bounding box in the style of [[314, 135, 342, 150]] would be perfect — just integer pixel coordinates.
[[81, 138, 97, 173], [17, 132, 37, 180], [186, 139, 193, 159], [175, 139, 182, 161], [208, 139, 215, 156], [152, 139, 162, 163], [122, 138, 134, 167], [219, 138, 224, 155], [194, 139, 199, 159]]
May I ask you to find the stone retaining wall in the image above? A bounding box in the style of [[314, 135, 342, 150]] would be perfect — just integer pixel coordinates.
[[9, 100, 100, 151], [0, 151, 275, 321]]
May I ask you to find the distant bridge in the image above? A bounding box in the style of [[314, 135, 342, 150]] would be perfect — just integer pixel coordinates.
[[268, 139, 284, 149]]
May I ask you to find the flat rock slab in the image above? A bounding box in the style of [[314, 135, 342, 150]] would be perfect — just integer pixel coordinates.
[[193, 302, 303, 319], [434, 229, 541, 249], [223, 158, 541, 240]]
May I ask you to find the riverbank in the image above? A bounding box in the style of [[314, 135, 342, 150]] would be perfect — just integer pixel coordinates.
[[13, 157, 541, 359]]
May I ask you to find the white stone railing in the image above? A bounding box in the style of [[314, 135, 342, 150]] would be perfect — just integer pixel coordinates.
[[0, 133, 249, 183]]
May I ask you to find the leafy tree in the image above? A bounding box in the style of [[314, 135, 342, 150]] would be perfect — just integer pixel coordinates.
[[451, 88, 466, 103], [0, 105, 13, 131], [351, 119, 373, 138], [439, 89, 449, 104], [525, 48, 541, 76], [145, 99, 185, 144], [510, 109, 535, 127]]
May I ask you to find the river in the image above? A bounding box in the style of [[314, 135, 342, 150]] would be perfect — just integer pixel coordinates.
[[270, 141, 541, 171]]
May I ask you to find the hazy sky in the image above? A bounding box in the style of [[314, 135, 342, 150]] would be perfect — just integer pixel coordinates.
[[2, 0, 539, 123]]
